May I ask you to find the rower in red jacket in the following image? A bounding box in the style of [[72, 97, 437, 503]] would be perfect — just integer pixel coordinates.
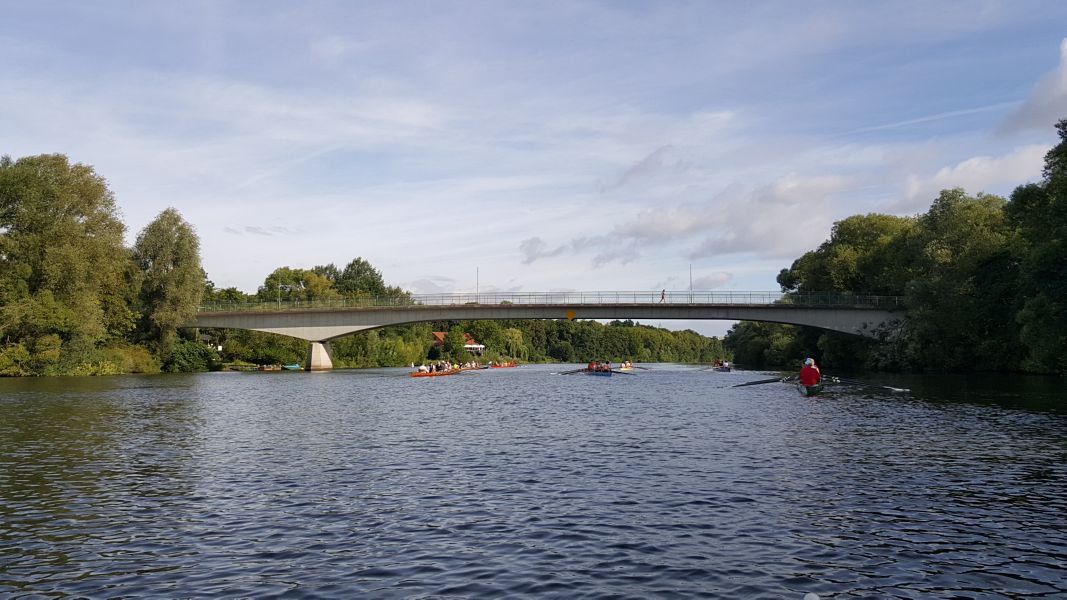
[[799, 357, 821, 387]]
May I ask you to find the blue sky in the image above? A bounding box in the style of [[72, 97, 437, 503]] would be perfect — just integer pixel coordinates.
[[3, 1, 1066, 336]]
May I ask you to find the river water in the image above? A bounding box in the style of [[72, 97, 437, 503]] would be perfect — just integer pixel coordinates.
[[1, 365, 1065, 599]]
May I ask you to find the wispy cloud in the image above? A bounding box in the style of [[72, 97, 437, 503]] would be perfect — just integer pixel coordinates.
[[519, 237, 568, 264], [223, 225, 302, 237]]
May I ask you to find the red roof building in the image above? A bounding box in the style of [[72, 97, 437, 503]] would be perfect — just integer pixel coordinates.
[[431, 332, 485, 354]]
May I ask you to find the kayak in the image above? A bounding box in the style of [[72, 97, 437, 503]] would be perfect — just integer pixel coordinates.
[[582, 369, 613, 376], [797, 383, 823, 397]]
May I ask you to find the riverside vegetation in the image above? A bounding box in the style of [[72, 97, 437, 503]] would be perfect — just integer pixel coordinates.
[[726, 119, 1067, 375], [3, 118, 1064, 376]]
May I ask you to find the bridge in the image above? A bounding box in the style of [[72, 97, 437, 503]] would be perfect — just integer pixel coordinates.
[[187, 291, 903, 371]]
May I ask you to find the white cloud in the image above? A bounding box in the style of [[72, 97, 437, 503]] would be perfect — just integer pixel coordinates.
[[686, 175, 853, 258], [999, 38, 1067, 134], [901, 144, 1049, 211], [693, 272, 734, 289], [520, 173, 854, 268]]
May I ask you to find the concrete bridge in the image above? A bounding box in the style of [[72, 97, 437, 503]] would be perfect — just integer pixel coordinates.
[[187, 291, 903, 370]]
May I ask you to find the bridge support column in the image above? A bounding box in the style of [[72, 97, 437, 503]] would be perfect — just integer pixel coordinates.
[[306, 341, 333, 371]]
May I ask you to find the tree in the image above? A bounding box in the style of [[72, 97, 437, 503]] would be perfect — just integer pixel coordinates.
[[1005, 119, 1067, 373], [337, 257, 387, 297], [777, 213, 914, 295], [203, 281, 250, 305], [443, 325, 470, 361], [902, 189, 1019, 370], [311, 263, 341, 283], [257, 266, 341, 303], [0, 154, 131, 373], [132, 208, 204, 350]]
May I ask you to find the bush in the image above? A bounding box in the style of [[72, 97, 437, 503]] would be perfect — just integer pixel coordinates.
[[102, 344, 161, 374], [164, 339, 221, 372]]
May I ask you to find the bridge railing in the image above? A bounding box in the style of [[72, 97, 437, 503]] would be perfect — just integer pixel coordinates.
[[198, 291, 903, 312]]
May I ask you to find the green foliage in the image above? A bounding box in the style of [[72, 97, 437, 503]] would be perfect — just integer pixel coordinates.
[[132, 208, 204, 349], [0, 154, 136, 375], [1003, 119, 1067, 374], [777, 213, 915, 295], [724, 322, 797, 368], [203, 282, 251, 305], [100, 344, 161, 374], [0, 342, 31, 376], [163, 338, 220, 373], [257, 266, 341, 302], [443, 326, 471, 362], [749, 184, 1052, 372], [0, 154, 129, 354]]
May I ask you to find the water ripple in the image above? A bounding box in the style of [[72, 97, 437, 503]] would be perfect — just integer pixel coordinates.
[[1, 367, 1066, 598]]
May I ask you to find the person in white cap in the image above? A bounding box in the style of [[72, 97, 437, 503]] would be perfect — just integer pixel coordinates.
[[799, 357, 821, 387]]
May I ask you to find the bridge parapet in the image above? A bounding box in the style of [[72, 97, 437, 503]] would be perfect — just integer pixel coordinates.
[[198, 291, 903, 313]]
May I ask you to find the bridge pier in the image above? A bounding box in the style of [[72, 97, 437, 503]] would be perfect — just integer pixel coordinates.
[[306, 341, 333, 371]]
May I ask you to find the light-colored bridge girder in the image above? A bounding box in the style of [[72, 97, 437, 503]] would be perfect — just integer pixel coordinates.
[[190, 303, 898, 341]]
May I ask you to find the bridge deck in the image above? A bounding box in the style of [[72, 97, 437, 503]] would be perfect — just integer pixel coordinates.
[[198, 291, 903, 314]]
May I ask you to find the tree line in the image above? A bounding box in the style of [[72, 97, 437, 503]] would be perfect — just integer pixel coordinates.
[[726, 119, 1067, 376], [0, 153, 726, 375]]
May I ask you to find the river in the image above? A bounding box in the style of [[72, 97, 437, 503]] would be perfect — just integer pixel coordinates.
[[1, 365, 1065, 598]]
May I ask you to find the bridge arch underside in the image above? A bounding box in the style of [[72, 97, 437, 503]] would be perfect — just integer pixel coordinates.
[[192, 304, 899, 343]]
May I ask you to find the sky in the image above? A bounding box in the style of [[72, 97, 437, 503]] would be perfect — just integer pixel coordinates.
[[3, 1, 1066, 337]]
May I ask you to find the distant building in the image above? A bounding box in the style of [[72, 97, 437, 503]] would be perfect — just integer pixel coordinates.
[[431, 331, 485, 355]]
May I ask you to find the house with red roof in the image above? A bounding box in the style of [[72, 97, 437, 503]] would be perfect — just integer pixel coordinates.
[[431, 331, 485, 355]]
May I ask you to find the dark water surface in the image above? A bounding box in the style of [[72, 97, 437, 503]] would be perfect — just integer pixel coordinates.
[[2, 366, 1066, 598]]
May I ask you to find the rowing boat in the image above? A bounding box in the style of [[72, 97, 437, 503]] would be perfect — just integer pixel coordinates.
[[796, 383, 824, 397], [410, 369, 460, 378]]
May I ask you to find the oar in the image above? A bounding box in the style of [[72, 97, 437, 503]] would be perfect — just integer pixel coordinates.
[[558, 367, 587, 375], [731, 377, 785, 388], [632, 365, 651, 370], [827, 377, 909, 393]]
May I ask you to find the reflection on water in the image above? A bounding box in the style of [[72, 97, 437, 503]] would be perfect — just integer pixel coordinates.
[[1, 367, 1065, 598]]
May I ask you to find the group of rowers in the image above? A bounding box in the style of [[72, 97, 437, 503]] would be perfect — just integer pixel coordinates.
[[413, 361, 474, 373], [586, 359, 633, 372], [412, 360, 518, 373]]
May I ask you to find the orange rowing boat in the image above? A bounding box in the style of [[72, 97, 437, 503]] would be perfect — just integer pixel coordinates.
[[410, 369, 460, 378]]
